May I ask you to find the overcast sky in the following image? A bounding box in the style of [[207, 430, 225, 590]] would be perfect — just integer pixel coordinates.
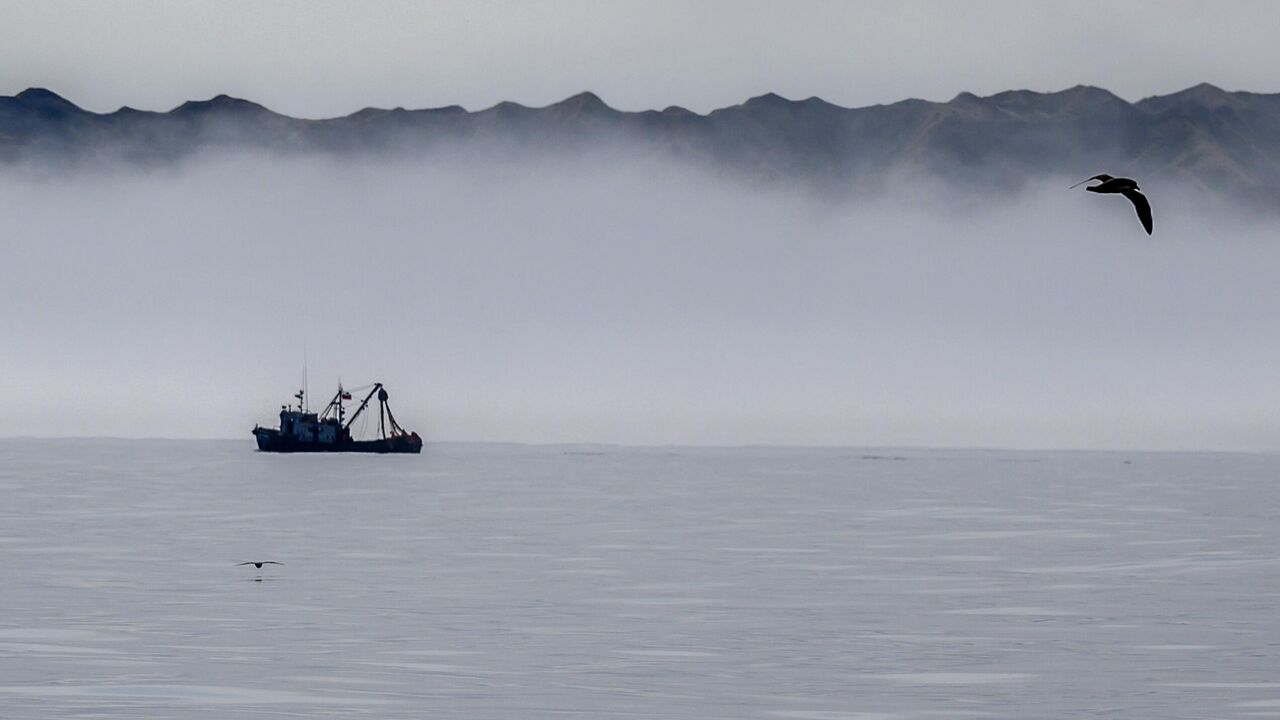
[[1, 1, 1278, 116]]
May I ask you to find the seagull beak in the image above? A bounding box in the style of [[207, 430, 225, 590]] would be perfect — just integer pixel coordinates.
[[1068, 178, 1092, 189]]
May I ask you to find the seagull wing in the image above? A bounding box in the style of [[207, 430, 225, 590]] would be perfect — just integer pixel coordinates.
[[1068, 173, 1113, 189], [1121, 189, 1153, 234], [261, 561, 284, 565], [236, 562, 256, 566]]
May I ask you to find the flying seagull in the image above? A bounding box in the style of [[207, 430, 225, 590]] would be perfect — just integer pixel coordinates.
[[1070, 174, 1153, 235], [237, 561, 284, 569]]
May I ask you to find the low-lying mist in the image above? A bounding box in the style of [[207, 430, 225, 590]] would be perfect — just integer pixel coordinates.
[[2, 149, 1278, 450]]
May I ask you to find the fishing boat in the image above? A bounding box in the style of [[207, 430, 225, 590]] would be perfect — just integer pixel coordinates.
[[252, 382, 422, 453]]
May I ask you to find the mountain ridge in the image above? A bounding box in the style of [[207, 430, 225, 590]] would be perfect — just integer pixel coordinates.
[[2, 84, 1279, 205]]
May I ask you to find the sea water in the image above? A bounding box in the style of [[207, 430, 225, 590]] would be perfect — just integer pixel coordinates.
[[0, 440, 1277, 719]]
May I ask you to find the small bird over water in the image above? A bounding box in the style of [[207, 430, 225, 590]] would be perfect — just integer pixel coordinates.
[[1070, 174, 1153, 235], [237, 561, 284, 569]]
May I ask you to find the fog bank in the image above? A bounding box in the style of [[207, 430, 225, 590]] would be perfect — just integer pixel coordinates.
[[2, 153, 1277, 450]]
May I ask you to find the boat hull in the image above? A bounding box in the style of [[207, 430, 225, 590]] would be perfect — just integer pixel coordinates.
[[253, 427, 422, 454]]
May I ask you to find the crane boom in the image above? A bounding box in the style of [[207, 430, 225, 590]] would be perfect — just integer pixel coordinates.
[[344, 383, 382, 432]]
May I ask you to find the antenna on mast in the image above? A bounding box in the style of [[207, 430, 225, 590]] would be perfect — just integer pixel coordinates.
[[302, 342, 309, 413]]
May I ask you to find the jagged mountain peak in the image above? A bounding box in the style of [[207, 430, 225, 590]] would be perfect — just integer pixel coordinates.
[[173, 94, 273, 115], [350, 103, 467, 117], [798, 96, 841, 111], [742, 92, 794, 109], [660, 105, 697, 117], [1138, 82, 1240, 113], [17, 87, 68, 102], [983, 85, 1129, 116], [482, 100, 532, 114], [1184, 81, 1229, 95], [551, 91, 612, 112], [952, 85, 1123, 108], [12, 87, 83, 113], [1058, 84, 1117, 97]]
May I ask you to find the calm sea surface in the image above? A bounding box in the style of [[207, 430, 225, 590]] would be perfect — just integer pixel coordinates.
[[1, 440, 1277, 719]]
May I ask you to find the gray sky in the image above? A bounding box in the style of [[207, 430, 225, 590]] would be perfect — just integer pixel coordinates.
[[1, 1, 1278, 116]]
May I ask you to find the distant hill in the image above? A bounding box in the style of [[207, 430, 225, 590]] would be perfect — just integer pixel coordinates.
[[2, 84, 1279, 205]]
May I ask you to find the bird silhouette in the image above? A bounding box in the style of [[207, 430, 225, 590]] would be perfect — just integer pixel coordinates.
[[1070, 174, 1153, 235], [237, 561, 284, 569]]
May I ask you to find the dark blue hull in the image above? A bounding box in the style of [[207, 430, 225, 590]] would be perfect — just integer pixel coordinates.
[[252, 428, 422, 454]]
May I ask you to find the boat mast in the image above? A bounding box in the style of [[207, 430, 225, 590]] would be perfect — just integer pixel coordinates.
[[319, 384, 350, 423], [379, 387, 387, 440], [302, 348, 309, 413]]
